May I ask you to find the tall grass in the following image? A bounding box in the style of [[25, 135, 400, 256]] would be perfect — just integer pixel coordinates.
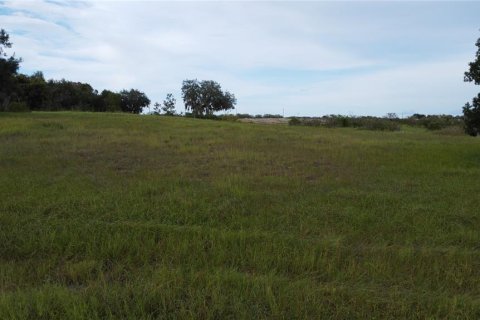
[[1, 112, 479, 318]]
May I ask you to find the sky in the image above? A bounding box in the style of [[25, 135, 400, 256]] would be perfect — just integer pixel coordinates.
[[0, 0, 479, 117]]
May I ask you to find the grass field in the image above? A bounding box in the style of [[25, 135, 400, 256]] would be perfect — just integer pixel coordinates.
[[1, 112, 480, 319]]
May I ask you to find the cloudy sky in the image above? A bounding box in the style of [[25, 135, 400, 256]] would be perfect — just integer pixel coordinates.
[[1, 1, 479, 116]]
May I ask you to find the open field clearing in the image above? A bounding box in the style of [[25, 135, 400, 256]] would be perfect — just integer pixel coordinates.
[[1, 112, 480, 319]]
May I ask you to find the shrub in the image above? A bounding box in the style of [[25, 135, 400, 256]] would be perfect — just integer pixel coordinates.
[[289, 117, 301, 126], [286, 116, 400, 131], [262, 114, 283, 118], [424, 119, 447, 130], [218, 114, 238, 122], [236, 113, 253, 119], [7, 102, 29, 112], [359, 118, 400, 131]]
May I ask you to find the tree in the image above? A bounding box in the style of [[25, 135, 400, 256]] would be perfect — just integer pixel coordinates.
[[181, 79, 236, 116], [17, 71, 47, 110], [100, 90, 122, 112], [161, 93, 176, 115], [465, 37, 480, 85], [119, 89, 150, 114], [463, 35, 480, 136], [0, 29, 22, 110], [153, 102, 161, 115], [153, 94, 176, 115], [385, 113, 398, 120], [181, 79, 201, 116], [463, 93, 480, 136], [0, 29, 15, 58], [44, 79, 98, 111]]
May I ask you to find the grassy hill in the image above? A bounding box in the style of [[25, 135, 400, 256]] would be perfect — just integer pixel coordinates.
[[1, 112, 480, 319]]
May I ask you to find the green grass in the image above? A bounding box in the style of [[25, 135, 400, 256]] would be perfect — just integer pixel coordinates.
[[1, 111, 480, 319]]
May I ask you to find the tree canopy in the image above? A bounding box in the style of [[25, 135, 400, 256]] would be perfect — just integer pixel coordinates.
[[0, 29, 22, 110], [0, 28, 151, 113], [120, 89, 150, 114], [463, 34, 480, 136], [0, 29, 245, 118], [464, 37, 480, 85], [161, 93, 176, 115], [181, 79, 236, 116]]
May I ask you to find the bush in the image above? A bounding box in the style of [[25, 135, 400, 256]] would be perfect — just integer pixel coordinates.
[[7, 102, 29, 112], [359, 118, 400, 131], [218, 114, 238, 122], [402, 114, 463, 131], [303, 118, 326, 126], [435, 126, 465, 136], [286, 115, 400, 131], [288, 117, 301, 126], [184, 112, 217, 119], [236, 113, 253, 119], [262, 114, 283, 118], [424, 119, 447, 130], [322, 115, 350, 128]]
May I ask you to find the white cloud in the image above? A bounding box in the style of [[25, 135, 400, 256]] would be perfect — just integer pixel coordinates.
[[1, 0, 479, 115]]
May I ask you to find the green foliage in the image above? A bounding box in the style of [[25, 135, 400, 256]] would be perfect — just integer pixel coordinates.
[[119, 89, 150, 114], [463, 93, 480, 136], [288, 117, 301, 125], [100, 90, 122, 112], [13, 76, 124, 113], [290, 115, 401, 131], [6, 101, 29, 112], [0, 30, 148, 114], [402, 114, 463, 131], [153, 94, 177, 116], [262, 114, 283, 118], [235, 113, 253, 119], [161, 93, 177, 115], [359, 117, 400, 131], [44, 79, 97, 111], [412, 113, 426, 119], [1, 112, 480, 318], [18, 72, 47, 110], [463, 35, 480, 136], [0, 29, 22, 110], [181, 79, 236, 116], [250, 114, 284, 119], [464, 37, 480, 85]]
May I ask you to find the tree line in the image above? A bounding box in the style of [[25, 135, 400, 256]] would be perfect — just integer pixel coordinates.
[[0, 30, 150, 113], [2, 27, 479, 135], [0, 29, 236, 115]]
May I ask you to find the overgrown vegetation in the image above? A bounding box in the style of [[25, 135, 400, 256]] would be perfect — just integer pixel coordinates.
[[288, 114, 464, 132], [1, 112, 480, 318], [289, 115, 401, 131], [402, 114, 464, 131]]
